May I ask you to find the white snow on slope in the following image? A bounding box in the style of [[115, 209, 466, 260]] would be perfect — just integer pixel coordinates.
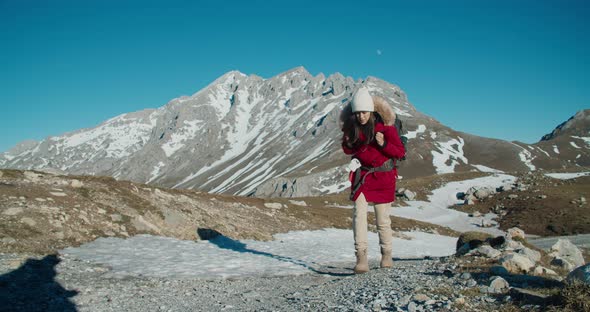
[[147, 162, 166, 183], [405, 125, 426, 139], [572, 136, 590, 147], [545, 172, 590, 180], [553, 145, 560, 154], [536, 147, 550, 157], [60, 115, 153, 159], [61, 229, 455, 279], [512, 143, 536, 170], [161, 120, 204, 157], [570, 141, 581, 149], [431, 137, 468, 174], [392, 174, 516, 235], [472, 165, 503, 173]]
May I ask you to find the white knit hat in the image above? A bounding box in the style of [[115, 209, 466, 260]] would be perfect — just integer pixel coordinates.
[[351, 87, 374, 112]]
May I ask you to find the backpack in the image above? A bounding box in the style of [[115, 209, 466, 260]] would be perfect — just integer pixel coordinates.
[[393, 116, 407, 162]]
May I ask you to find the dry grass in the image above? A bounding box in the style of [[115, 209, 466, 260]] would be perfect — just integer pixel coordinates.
[[547, 281, 590, 312]]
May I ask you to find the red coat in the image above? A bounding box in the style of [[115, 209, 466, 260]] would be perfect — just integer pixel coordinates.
[[342, 122, 406, 203]]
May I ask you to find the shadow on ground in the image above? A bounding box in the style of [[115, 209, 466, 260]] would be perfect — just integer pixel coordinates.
[[0, 254, 78, 312]]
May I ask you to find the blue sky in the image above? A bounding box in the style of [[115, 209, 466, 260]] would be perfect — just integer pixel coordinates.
[[1, 0, 588, 153]]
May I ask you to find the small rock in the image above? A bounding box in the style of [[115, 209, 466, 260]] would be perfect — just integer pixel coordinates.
[[517, 247, 541, 263], [50, 192, 67, 197], [407, 302, 418, 312], [3, 207, 23, 216], [403, 189, 416, 201], [466, 279, 477, 287], [533, 266, 558, 276], [413, 294, 430, 303], [499, 253, 535, 274], [0, 237, 17, 244], [111, 214, 123, 222], [507, 227, 525, 240], [488, 276, 510, 294], [21, 217, 36, 227], [469, 245, 501, 258], [469, 211, 482, 217], [508, 194, 519, 199], [460, 272, 472, 280], [71, 179, 84, 188], [264, 203, 282, 209]]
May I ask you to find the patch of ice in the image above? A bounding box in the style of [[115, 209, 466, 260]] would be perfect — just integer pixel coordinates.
[[545, 172, 590, 180]]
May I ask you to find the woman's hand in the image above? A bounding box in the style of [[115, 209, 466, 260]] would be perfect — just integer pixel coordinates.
[[375, 132, 385, 146]]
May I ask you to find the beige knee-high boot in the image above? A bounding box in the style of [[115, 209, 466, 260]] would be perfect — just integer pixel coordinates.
[[353, 193, 369, 274], [375, 202, 393, 268]]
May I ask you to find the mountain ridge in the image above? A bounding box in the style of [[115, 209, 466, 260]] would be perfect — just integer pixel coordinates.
[[1, 67, 588, 197]]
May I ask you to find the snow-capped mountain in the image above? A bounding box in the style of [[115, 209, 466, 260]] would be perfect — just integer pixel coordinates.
[[1, 67, 588, 197]]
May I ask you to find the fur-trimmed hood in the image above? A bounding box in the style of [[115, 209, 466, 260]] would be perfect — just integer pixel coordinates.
[[340, 95, 396, 127]]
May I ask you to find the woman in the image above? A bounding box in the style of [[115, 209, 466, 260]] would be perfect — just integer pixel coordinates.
[[340, 87, 406, 274]]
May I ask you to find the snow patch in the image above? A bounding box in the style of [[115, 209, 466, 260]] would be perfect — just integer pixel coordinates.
[[406, 125, 426, 139], [161, 120, 204, 157], [431, 137, 468, 174], [572, 136, 590, 147], [61, 229, 456, 279], [392, 174, 515, 234], [545, 172, 590, 180], [472, 165, 503, 173]]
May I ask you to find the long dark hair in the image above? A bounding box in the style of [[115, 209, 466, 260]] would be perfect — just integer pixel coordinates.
[[342, 108, 376, 149]]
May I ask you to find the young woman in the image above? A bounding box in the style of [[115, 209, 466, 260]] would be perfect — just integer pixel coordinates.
[[340, 87, 406, 274]]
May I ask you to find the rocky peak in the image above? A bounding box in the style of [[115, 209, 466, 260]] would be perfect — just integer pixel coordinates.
[[541, 109, 590, 141]]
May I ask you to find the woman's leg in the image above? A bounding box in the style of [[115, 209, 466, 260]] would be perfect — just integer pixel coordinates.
[[374, 202, 393, 268], [353, 193, 369, 273]]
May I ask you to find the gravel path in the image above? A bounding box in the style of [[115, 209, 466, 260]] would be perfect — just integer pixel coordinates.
[[0, 253, 511, 312]]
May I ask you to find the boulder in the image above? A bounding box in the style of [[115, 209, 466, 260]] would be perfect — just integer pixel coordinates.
[[474, 187, 494, 200], [551, 257, 575, 271], [456, 232, 493, 252], [505, 239, 525, 251], [264, 203, 283, 209], [533, 266, 558, 277], [507, 227, 525, 240], [567, 263, 590, 284], [469, 245, 501, 259], [70, 179, 84, 188], [517, 247, 541, 263], [549, 239, 585, 270], [488, 276, 510, 294], [403, 189, 416, 201], [499, 253, 535, 274]]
